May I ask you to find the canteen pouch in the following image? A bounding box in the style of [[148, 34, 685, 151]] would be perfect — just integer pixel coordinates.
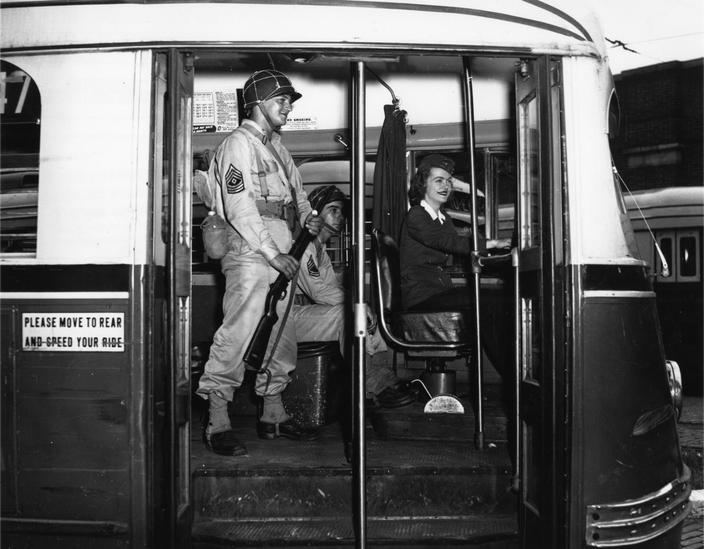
[[201, 211, 228, 259]]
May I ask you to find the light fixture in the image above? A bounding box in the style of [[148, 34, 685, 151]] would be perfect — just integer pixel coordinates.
[[289, 53, 316, 64]]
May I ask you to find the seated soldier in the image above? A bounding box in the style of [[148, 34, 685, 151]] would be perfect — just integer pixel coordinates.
[[293, 185, 416, 408]]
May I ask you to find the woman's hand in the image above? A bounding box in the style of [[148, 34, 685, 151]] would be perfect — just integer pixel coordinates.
[[487, 238, 512, 250]]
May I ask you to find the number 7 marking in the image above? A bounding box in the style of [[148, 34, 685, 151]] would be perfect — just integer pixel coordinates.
[[0, 70, 32, 114]]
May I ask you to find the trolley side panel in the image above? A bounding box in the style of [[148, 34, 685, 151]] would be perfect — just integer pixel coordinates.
[[581, 280, 682, 500], [1, 265, 137, 546]]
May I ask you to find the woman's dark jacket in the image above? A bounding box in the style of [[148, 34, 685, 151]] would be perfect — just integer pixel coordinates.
[[399, 204, 483, 310]]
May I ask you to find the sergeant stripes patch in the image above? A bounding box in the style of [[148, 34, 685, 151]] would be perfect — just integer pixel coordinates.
[[225, 165, 244, 194], [307, 256, 320, 278]]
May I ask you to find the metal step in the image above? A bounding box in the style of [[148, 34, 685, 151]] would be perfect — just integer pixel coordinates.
[[195, 462, 516, 520], [192, 515, 519, 548], [191, 385, 517, 547]]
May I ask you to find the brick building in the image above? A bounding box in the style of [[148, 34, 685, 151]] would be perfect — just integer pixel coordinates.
[[610, 58, 703, 191]]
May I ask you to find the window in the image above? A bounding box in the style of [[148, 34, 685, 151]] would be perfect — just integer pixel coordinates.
[[1, 60, 41, 254], [656, 229, 701, 283], [677, 230, 700, 282]]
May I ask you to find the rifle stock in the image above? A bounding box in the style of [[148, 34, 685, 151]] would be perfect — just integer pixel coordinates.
[[243, 186, 335, 371], [243, 236, 312, 370]]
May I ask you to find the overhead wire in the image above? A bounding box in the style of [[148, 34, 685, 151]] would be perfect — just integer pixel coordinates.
[[626, 31, 703, 45], [606, 31, 704, 64], [606, 37, 639, 54], [606, 37, 666, 65]]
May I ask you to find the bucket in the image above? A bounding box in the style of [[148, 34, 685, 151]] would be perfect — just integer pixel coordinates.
[[282, 341, 343, 428]]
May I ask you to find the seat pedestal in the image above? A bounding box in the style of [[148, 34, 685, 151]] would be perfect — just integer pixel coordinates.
[[416, 356, 458, 402], [419, 370, 456, 402]]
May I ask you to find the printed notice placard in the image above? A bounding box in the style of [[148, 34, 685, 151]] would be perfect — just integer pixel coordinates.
[[280, 117, 317, 131], [22, 313, 125, 352], [193, 91, 239, 133]]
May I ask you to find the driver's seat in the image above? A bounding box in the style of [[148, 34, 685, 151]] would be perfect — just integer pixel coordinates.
[[370, 229, 474, 392]]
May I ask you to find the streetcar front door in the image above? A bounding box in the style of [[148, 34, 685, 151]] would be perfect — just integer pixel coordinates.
[[515, 56, 568, 548], [155, 50, 194, 548]]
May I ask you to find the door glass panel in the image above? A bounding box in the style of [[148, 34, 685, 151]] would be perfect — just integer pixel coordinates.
[[154, 56, 168, 263], [518, 92, 540, 250], [484, 152, 517, 241], [178, 423, 189, 513], [521, 297, 534, 381], [523, 419, 542, 513]]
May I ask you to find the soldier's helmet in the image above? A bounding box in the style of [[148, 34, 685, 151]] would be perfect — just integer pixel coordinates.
[[308, 185, 348, 212], [243, 70, 302, 110]]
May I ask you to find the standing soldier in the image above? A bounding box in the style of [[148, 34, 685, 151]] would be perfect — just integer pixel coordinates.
[[197, 70, 323, 456]]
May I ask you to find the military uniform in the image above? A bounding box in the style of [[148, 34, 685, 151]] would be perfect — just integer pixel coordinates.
[[196, 119, 314, 412], [295, 238, 400, 398]]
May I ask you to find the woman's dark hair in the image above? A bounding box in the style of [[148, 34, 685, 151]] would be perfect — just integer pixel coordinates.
[[408, 166, 433, 206]]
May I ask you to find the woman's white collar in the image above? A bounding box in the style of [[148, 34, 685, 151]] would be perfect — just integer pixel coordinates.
[[421, 200, 445, 223]]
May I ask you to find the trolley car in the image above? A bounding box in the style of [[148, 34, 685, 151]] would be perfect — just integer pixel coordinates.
[[625, 187, 704, 396], [0, 1, 691, 547]]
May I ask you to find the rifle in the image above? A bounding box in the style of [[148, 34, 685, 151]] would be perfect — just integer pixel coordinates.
[[243, 185, 336, 371]]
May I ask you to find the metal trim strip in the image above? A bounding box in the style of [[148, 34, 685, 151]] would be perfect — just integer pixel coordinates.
[[1, 517, 129, 535], [523, 0, 593, 41], [0, 292, 129, 300], [583, 290, 656, 299], [0, 0, 588, 42], [585, 467, 692, 546]]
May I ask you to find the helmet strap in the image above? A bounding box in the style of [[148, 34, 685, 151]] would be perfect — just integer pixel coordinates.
[[253, 103, 279, 135], [323, 221, 341, 235]]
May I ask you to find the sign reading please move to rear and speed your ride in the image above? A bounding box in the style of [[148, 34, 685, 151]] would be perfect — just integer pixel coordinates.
[[22, 313, 125, 352]]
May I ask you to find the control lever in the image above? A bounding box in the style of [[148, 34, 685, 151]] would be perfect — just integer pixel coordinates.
[[471, 248, 514, 273], [334, 133, 349, 150]]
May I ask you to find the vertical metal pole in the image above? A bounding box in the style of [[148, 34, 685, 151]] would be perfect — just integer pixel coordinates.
[[462, 57, 484, 450], [512, 247, 521, 492], [352, 61, 367, 548]]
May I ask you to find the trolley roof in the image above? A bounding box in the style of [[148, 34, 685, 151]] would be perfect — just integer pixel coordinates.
[[1, 0, 607, 59], [625, 187, 704, 223]]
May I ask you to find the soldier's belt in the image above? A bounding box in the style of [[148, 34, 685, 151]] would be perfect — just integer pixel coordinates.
[[256, 200, 285, 218], [256, 200, 297, 232]]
